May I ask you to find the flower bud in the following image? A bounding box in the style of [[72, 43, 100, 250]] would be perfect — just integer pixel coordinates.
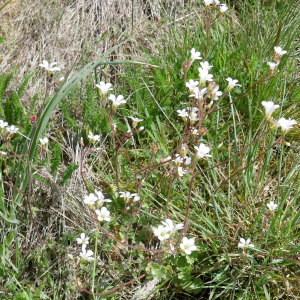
[[88, 204, 95, 211], [183, 61, 190, 72], [207, 81, 217, 93], [179, 144, 188, 158], [150, 142, 159, 154], [199, 127, 208, 136], [136, 126, 144, 133], [95, 200, 103, 208], [80, 137, 84, 147], [274, 53, 281, 64], [30, 114, 36, 123]]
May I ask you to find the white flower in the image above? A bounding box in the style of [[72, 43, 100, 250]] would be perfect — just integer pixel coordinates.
[[129, 116, 143, 128], [276, 118, 297, 132], [187, 107, 199, 113], [267, 201, 278, 212], [119, 191, 140, 202], [214, 0, 220, 4], [219, 4, 228, 13], [194, 143, 212, 159], [185, 156, 192, 165], [177, 109, 189, 119], [204, 0, 214, 6], [211, 85, 222, 100], [88, 131, 100, 142], [108, 94, 126, 110], [76, 233, 89, 246], [79, 246, 94, 261], [274, 46, 287, 56], [180, 143, 189, 157], [173, 154, 183, 165], [39, 60, 61, 73], [191, 127, 198, 136], [226, 77, 241, 91], [133, 195, 141, 202], [129, 116, 143, 123], [267, 62, 279, 71], [39, 137, 49, 145], [0, 120, 8, 129], [161, 156, 172, 163], [6, 125, 19, 134], [95, 207, 111, 221], [178, 166, 187, 177], [261, 101, 280, 118], [190, 48, 202, 63], [95, 190, 112, 206], [84, 193, 98, 205], [199, 68, 213, 85], [153, 225, 170, 241], [162, 219, 184, 235], [238, 238, 254, 249], [189, 111, 199, 123], [186, 79, 199, 92], [200, 61, 213, 71], [67, 254, 74, 260], [180, 237, 197, 255], [190, 87, 207, 100], [96, 82, 113, 94]]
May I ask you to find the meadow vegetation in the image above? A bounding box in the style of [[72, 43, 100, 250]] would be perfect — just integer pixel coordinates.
[[1, 0, 300, 299]]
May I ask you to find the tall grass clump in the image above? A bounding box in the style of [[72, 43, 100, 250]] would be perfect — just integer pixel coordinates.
[[0, 0, 300, 299]]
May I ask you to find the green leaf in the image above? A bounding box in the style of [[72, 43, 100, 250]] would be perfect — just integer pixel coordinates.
[[0, 36, 3, 43], [138, 230, 147, 240], [183, 278, 203, 294], [165, 265, 173, 279], [61, 163, 78, 186], [146, 262, 167, 280]]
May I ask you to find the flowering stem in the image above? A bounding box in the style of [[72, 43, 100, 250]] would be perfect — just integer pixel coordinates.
[[175, 174, 195, 249], [166, 176, 174, 218], [112, 132, 120, 193], [92, 224, 99, 293]]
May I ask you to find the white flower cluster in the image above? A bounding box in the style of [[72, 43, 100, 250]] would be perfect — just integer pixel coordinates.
[[69, 233, 94, 261], [84, 190, 112, 221], [96, 81, 127, 111], [153, 219, 197, 255], [261, 101, 297, 132], [163, 142, 212, 177], [266, 46, 287, 74], [203, 0, 228, 14], [120, 191, 140, 203], [181, 49, 241, 126], [0, 120, 19, 135]]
